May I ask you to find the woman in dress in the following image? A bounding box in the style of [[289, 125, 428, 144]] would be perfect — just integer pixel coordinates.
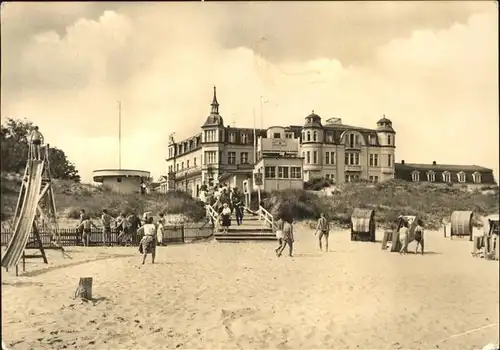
[[274, 215, 284, 255], [138, 217, 157, 264], [220, 203, 232, 233]]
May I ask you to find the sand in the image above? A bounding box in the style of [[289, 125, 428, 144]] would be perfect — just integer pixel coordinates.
[[2, 224, 499, 350]]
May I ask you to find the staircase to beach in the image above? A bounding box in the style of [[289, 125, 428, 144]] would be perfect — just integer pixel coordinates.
[[206, 204, 276, 243]]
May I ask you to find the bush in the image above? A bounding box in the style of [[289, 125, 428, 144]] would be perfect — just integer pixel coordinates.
[[304, 177, 333, 191], [259, 179, 499, 230], [0, 174, 206, 223]]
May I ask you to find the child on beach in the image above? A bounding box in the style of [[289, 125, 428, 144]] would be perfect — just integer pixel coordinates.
[[77, 217, 99, 247], [220, 203, 232, 233], [414, 219, 424, 255], [138, 217, 157, 264]]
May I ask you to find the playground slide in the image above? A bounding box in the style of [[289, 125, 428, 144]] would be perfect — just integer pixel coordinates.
[[1, 160, 44, 269]]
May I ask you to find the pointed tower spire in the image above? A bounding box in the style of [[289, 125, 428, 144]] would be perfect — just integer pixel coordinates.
[[210, 85, 219, 114]]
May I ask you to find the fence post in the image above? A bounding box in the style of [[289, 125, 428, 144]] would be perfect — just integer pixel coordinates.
[[181, 225, 185, 243]]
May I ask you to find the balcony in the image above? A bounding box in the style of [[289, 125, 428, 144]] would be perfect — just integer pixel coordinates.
[[174, 166, 202, 179], [345, 144, 361, 150], [345, 165, 362, 172]]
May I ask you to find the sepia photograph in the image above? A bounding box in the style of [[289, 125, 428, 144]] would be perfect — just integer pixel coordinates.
[[1, 1, 499, 349]]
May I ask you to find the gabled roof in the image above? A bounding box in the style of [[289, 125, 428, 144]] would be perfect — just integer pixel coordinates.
[[397, 163, 492, 172]]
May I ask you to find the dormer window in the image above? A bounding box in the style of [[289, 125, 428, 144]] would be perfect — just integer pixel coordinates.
[[457, 171, 466, 183], [326, 133, 333, 143], [442, 171, 451, 183], [229, 132, 236, 143], [472, 171, 482, 184], [313, 131, 317, 142], [241, 133, 248, 144], [427, 170, 435, 182], [307, 131, 311, 141], [411, 170, 420, 182]]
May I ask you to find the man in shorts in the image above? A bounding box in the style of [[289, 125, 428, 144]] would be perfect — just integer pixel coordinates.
[[315, 212, 330, 252], [101, 209, 115, 246], [29, 126, 44, 160]]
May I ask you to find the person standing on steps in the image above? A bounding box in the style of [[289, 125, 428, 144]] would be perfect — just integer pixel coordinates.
[[314, 212, 330, 252], [220, 203, 232, 233], [232, 188, 244, 225], [29, 126, 44, 160], [277, 216, 295, 258], [138, 217, 157, 264]]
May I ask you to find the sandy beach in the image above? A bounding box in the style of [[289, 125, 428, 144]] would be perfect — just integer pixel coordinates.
[[2, 224, 499, 350]]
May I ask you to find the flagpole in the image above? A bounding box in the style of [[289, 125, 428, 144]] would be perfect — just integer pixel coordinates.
[[253, 108, 257, 164], [118, 101, 122, 170], [260, 96, 264, 130]]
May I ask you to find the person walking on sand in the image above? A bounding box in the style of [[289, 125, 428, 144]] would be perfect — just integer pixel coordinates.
[[138, 217, 157, 264], [314, 212, 330, 252], [414, 219, 425, 255], [399, 217, 410, 255], [101, 209, 115, 246], [29, 126, 44, 160], [127, 212, 142, 246], [274, 215, 284, 254], [277, 217, 294, 258], [77, 217, 99, 247], [220, 203, 232, 233]]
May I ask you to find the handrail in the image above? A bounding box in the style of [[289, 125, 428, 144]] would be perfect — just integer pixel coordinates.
[[205, 204, 221, 232], [258, 206, 276, 232]]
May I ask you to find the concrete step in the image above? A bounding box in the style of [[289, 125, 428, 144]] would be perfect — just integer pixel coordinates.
[[215, 235, 277, 242], [226, 226, 273, 233], [215, 231, 275, 237]]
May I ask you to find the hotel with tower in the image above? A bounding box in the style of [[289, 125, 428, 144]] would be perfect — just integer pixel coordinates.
[[161, 86, 396, 196]]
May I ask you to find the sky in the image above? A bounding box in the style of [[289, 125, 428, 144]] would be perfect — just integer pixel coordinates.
[[1, 1, 498, 183]]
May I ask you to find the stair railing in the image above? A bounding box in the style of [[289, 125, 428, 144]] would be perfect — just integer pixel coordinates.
[[205, 204, 221, 232], [258, 206, 276, 232]]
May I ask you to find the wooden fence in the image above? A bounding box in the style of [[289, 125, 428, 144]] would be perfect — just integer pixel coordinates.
[[0, 225, 214, 248]]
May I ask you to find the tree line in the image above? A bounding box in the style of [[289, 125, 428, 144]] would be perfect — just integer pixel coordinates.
[[1, 118, 80, 182]]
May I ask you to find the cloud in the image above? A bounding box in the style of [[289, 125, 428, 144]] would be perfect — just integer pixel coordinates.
[[1, 3, 498, 183]]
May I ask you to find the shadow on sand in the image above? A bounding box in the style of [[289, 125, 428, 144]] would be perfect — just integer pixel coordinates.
[[21, 254, 135, 277]]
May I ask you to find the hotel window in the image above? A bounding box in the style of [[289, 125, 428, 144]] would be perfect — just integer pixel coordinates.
[[313, 151, 318, 164], [325, 152, 330, 165], [291, 167, 302, 179], [346, 133, 359, 148], [388, 135, 392, 145], [273, 132, 281, 139], [228, 152, 236, 165], [442, 171, 451, 183], [369, 154, 379, 167], [241, 133, 248, 144], [426, 171, 435, 182], [193, 158, 197, 166], [388, 154, 392, 167], [205, 151, 217, 164], [345, 152, 360, 165], [369, 175, 379, 183], [285, 132, 294, 139], [278, 166, 289, 179], [204, 130, 217, 142], [240, 152, 249, 164], [186, 160, 190, 168], [326, 174, 336, 182], [265, 166, 276, 178], [457, 171, 466, 183], [302, 131, 305, 140], [326, 133, 334, 143], [229, 133, 236, 143], [176, 164, 180, 171], [181, 162, 184, 169], [307, 131, 311, 141], [411, 170, 420, 182], [472, 171, 482, 184], [306, 151, 311, 164], [313, 131, 317, 142]]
